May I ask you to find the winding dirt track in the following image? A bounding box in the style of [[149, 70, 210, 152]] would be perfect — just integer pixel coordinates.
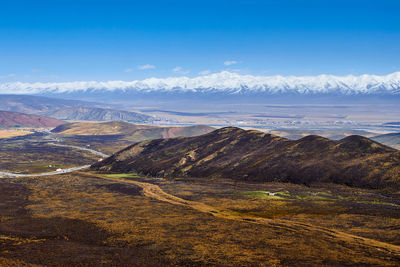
[[88, 173, 400, 258], [0, 137, 109, 178]]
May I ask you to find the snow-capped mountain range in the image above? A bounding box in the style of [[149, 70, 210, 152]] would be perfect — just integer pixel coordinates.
[[1, 71, 400, 95]]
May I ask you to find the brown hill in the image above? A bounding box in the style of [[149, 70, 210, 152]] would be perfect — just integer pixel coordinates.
[[51, 121, 215, 154], [0, 110, 65, 128], [52, 121, 214, 139], [92, 127, 400, 190], [51, 121, 152, 135]]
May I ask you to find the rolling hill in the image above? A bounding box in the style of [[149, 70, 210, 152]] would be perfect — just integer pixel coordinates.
[[51, 121, 215, 154], [0, 110, 65, 128], [92, 127, 400, 190], [52, 121, 214, 139]]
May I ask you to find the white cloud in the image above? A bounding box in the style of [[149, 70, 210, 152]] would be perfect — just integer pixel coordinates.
[[138, 64, 156, 70], [172, 66, 183, 72], [172, 66, 189, 74], [124, 68, 133, 73], [0, 73, 16, 79], [198, 70, 211, 75], [224, 60, 238, 66], [1, 71, 400, 95]]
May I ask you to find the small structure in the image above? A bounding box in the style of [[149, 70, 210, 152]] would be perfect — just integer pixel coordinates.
[[56, 168, 62, 172]]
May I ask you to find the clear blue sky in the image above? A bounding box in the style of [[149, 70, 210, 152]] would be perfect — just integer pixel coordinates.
[[1, 0, 399, 82]]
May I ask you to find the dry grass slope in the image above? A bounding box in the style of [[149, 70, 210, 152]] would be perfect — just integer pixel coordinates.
[[0, 130, 32, 139]]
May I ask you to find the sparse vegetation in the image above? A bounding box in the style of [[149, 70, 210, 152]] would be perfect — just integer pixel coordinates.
[[1, 172, 399, 265]]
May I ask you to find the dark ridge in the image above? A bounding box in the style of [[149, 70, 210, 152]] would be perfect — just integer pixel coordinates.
[[51, 123, 73, 133], [338, 135, 395, 153], [92, 127, 400, 190], [298, 135, 332, 142], [340, 135, 378, 143], [212, 126, 246, 135]]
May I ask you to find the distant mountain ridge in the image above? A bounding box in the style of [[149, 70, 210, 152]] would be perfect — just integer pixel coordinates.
[[1, 71, 400, 95], [0, 95, 153, 123], [47, 107, 152, 122], [92, 127, 400, 190], [0, 110, 64, 128]]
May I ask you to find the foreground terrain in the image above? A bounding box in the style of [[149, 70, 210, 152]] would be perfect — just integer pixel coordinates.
[[0, 172, 399, 266], [1, 124, 400, 266]]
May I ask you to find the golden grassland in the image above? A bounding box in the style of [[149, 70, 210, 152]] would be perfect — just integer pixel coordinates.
[[55, 122, 134, 135], [0, 130, 33, 139], [1, 171, 399, 266]]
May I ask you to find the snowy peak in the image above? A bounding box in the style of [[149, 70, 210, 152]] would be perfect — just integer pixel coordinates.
[[1, 71, 400, 95]]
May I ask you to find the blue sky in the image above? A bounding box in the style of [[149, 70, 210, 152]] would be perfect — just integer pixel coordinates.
[[0, 0, 399, 82]]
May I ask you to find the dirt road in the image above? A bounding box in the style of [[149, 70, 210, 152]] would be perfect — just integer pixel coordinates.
[[93, 173, 400, 258]]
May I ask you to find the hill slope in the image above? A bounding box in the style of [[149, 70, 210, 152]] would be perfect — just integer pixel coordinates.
[[51, 121, 215, 154], [51, 121, 152, 135], [0, 110, 65, 128], [92, 127, 400, 190], [52, 121, 214, 139], [372, 132, 400, 150]]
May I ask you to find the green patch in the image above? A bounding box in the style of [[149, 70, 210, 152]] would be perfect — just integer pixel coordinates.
[[241, 191, 286, 200], [297, 194, 335, 201], [240, 190, 340, 202]]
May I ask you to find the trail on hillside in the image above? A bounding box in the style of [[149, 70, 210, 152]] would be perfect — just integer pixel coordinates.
[[90, 173, 400, 258]]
